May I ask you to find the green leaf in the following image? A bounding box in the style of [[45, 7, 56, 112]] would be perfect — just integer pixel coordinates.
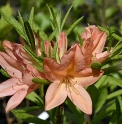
[[29, 7, 34, 28], [47, 5, 59, 33], [32, 78, 51, 85], [65, 98, 84, 124], [33, 23, 48, 41], [22, 46, 43, 69], [107, 89, 122, 99], [95, 87, 108, 113], [48, 30, 57, 41], [0, 10, 28, 41], [17, 10, 24, 28], [56, 12, 61, 33], [107, 76, 122, 88], [61, 4, 75, 30], [110, 44, 122, 57], [77, 32, 83, 47], [51, 41, 58, 60], [91, 101, 116, 124], [0, 68, 11, 78], [87, 85, 99, 108], [65, 111, 82, 124], [90, 62, 102, 69], [98, 26, 109, 35], [95, 75, 108, 88], [24, 20, 35, 51], [112, 33, 122, 41], [12, 111, 50, 124], [12, 106, 41, 113], [66, 16, 84, 36], [26, 91, 44, 107], [115, 98, 121, 120]]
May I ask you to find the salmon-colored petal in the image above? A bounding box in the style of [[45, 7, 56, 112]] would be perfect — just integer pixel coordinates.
[[92, 32, 107, 54], [67, 84, 92, 114], [44, 41, 52, 57], [61, 44, 85, 72], [73, 44, 85, 72], [76, 70, 103, 87], [81, 39, 93, 66], [95, 51, 111, 63], [0, 54, 22, 78], [44, 58, 66, 82], [0, 78, 26, 97], [6, 89, 28, 112], [58, 32, 67, 59], [45, 82, 67, 111]]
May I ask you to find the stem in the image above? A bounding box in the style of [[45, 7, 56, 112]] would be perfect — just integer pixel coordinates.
[[56, 105, 63, 124]]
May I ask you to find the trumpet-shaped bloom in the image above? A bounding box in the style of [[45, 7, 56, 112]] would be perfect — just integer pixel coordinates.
[[0, 41, 45, 112], [81, 25, 110, 66], [44, 44, 103, 114]]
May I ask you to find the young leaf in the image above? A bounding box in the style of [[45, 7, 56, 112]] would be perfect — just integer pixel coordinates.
[[22, 46, 43, 68], [98, 26, 109, 35], [66, 16, 84, 36], [33, 23, 48, 41], [61, 4, 75, 30], [77, 32, 83, 47], [51, 41, 58, 60], [24, 20, 35, 51], [0, 68, 11, 78], [29, 7, 34, 28], [17, 10, 24, 27], [32, 78, 51, 85]]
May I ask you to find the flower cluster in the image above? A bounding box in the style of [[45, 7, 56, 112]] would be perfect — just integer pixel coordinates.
[[0, 25, 110, 114]]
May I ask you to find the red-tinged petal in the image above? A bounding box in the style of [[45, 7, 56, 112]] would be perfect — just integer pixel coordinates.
[[0, 54, 22, 78], [58, 32, 67, 58], [22, 64, 45, 87], [45, 82, 67, 111], [67, 84, 92, 114], [3, 40, 17, 60], [44, 41, 52, 57], [75, 69, 103, 87], [44, 58, 66, 82], [92, 32, 107, 54], [6, 89, 28, 112]]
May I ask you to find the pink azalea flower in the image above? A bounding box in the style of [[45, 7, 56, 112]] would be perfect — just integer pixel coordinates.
[[0, 41, 45, 112], [44, 44, 103, 114], [81, 25, 111, 66]]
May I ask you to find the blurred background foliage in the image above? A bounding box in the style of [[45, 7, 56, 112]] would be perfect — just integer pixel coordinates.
[[1, 0, 122, 42], [1, 0, 122, 124]]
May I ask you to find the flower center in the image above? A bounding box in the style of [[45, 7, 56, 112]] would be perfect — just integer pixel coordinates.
[[63, 76, 78, 94]]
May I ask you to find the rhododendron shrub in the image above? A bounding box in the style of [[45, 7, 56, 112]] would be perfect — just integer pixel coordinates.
[[0, 6, 122, 124]]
